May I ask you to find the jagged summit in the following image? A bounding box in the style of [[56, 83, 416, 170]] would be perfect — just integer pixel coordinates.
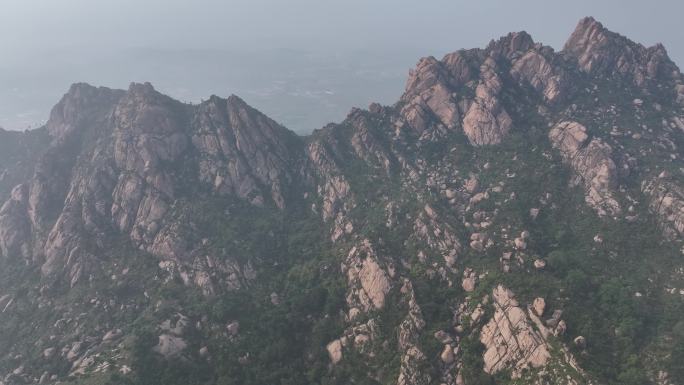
[[563, 16, 681, 87], [563, 16, 664, 54], [127, 81, 156, 93], [485, 30, 537, 59], [46, 82, 124, 139]]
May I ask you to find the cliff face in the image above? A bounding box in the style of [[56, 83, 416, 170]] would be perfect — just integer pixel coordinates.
[[1, 17, 684, 385]]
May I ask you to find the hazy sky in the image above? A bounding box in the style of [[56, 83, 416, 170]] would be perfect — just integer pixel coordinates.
[[1, 0, 683, 132]]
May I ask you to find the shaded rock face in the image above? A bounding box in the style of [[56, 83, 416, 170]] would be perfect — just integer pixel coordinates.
[[480, 286, 550, 377], [0, 128, 51, 202], [549, 121, 620, 216], [0, 84, 125, 276], [0, 185, 32, 260], [31, 85, 125, 235], [192, 95, 301, 209], [677, 84, 684, 105], [46, 83, 126, 141], [563, 17, 681, 88], [306, 135, 355, 242], [642, 178, 684, 240]]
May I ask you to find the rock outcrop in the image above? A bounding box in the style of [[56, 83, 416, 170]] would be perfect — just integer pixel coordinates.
[[399, 33, 541, 145], [401, 56, 464, 133], [462, 58, 513, 146], [396, 280, 430, 385], [480, 286, 551, 377], [326, 339, 343, 364], [510, 50, 568, 104], [533, 297, 546, 317], [0, 185, 31, 260], [343, 240, 392, 312], [549, 121, 620, 216], [153, 334, 187, 358]]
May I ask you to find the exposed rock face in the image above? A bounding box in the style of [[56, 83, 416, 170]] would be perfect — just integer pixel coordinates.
[[32, 84, 125, 234], [462, 58, 513, 145], [487, 31, 535, 60], [462, 268, 477, 292], [46, 83, 125, 140], [563, 17, 681, 88], [102, 329, 122, 343], [398, 33, 545, 145], [191, 94, 301, 209], [0, 185, 31, 260], [109, 82, 188, 255], [396, 279, 431, 385], [226, 321, 240, 336], [510, 50, 567, 104], [396, 347, 429, 385], [642, 178, 684, 240], [343, 240, 392, 312], [0, 84, 125, 280], [480, 286, 551, 377], [533, 297, 546, 317], [401, 56, 464, 133], [676, 84, 684, 105], [549, 121, 620, 216], [306, 124, 361, 242], [440, 344, 454, 363], [326, 339, 343, 364], [153, 334, 187, 358], [413, 206, 462, 268], [550, 121, 589, 155]]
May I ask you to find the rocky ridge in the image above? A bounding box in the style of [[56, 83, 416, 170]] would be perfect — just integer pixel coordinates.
[[0, 16, 684, 385]]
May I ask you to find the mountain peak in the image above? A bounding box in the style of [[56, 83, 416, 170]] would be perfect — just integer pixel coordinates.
[[127, 81, 156, 94], [563, 16, 620, 56], [46, 83, 124, 139], [572, 16, 602, 35], [226, 93, 249, 108], [487, 30, 536, 59], [67, 82, 99, 94], [563, 17, 680, 86]]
